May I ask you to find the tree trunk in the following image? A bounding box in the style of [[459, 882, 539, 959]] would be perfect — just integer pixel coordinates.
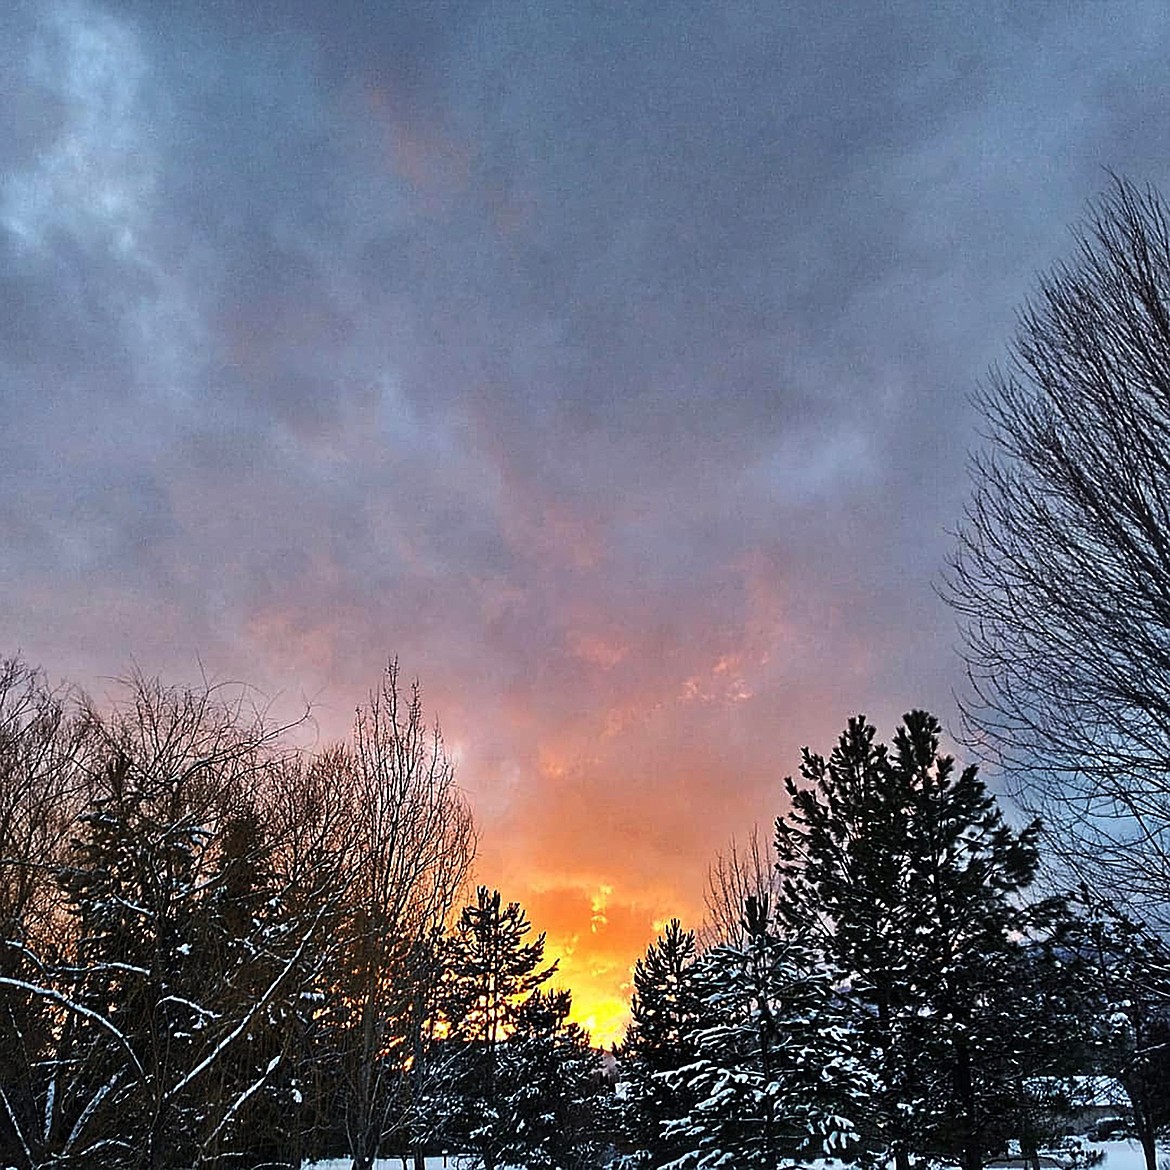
[[955, 1045, 982, 1170], [1137, 1113, 1157, 1170], [1125, 1086, 1158, 1170]]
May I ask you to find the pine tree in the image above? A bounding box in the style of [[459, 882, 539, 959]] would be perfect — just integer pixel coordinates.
[[619, 919, 704, 1167], [626, 920, 702, 1074], [438, 886, 558, 1170], [983, 911, 1108, 1164], [775, 711, 1089, 1170], [41, 679, 333, 1169], [662, 895, 867, 1170], [189, 801, 312, 1166], [52, 751, 208, 1167], [497, 988, 608, 1170], [1072, 892, 1170, 1170]]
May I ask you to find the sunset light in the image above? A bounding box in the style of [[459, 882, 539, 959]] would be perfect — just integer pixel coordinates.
[[5, 0, 1170, 1124]]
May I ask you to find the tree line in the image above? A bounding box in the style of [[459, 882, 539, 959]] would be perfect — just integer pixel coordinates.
[[0, 659, 611, 1169], [609, 176, 1170, 1170], [618, 712, 1170, 1170], [5, 649, 1167, 1170]]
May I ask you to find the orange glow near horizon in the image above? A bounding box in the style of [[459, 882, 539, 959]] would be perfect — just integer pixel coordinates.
[[438, 590, 851, 1054], [12, 547, 929, 1058], [547, 888, 654, 1049], [468, 855, 709, 1050], [569, 993, 631, 1051]]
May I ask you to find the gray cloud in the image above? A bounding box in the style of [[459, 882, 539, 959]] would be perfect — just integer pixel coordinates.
[[6, 0, 1170, 1025]]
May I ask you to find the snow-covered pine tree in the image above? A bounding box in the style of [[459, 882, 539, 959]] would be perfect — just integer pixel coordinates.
[[188, 795, 324, 1166], [618, 918, 704, 1167], [1071, 891, 1170, 1170], [662, 894, 867, 1170], [52, 749, 210, 1167], [776, 714, 927, 1170], [436, 886, 558, 1170], [262, 744, 379, 1169], [40, 677, 331, 1169], [776, 711, 1091, 1170], [493, 987, 608, 1170]]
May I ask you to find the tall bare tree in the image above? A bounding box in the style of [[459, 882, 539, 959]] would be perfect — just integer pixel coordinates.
[[947, 176, 1170, 919], [323, 663, 475, 1170], [0, 659, 476, 1170], [0, 658, 94, 1166]]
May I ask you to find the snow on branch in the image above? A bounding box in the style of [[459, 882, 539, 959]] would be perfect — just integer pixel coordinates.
[[0, 976, 146, 1079]]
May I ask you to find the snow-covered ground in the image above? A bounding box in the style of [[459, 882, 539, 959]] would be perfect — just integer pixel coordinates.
[[1085, 1142, 1154, 1170], [303, 1143, 1155, 1170]]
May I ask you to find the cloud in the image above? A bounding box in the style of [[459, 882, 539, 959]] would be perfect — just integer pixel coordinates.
[[7, 0, 1170, 1035]]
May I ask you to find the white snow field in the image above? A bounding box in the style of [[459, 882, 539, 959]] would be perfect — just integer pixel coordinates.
[[302, 1142, 1155, 1170], [304, 1160, 456, 1170], [1072, 1143, 1151, 1170]]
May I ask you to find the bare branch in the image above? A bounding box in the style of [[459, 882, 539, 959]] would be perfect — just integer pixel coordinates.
[[946, 176, 1170, 919]]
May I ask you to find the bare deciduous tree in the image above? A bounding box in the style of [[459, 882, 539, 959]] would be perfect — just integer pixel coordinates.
[[0, 668, 338, 1170], [701, 826, 781, 950], [0, 658, 94, 1166], [326, 662, 475, 1170], [0, 659, 478, 1170], [947, 176, 1170, 918]]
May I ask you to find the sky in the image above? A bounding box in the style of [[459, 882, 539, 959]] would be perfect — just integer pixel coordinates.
[[4, 0, 1170, 1045]]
